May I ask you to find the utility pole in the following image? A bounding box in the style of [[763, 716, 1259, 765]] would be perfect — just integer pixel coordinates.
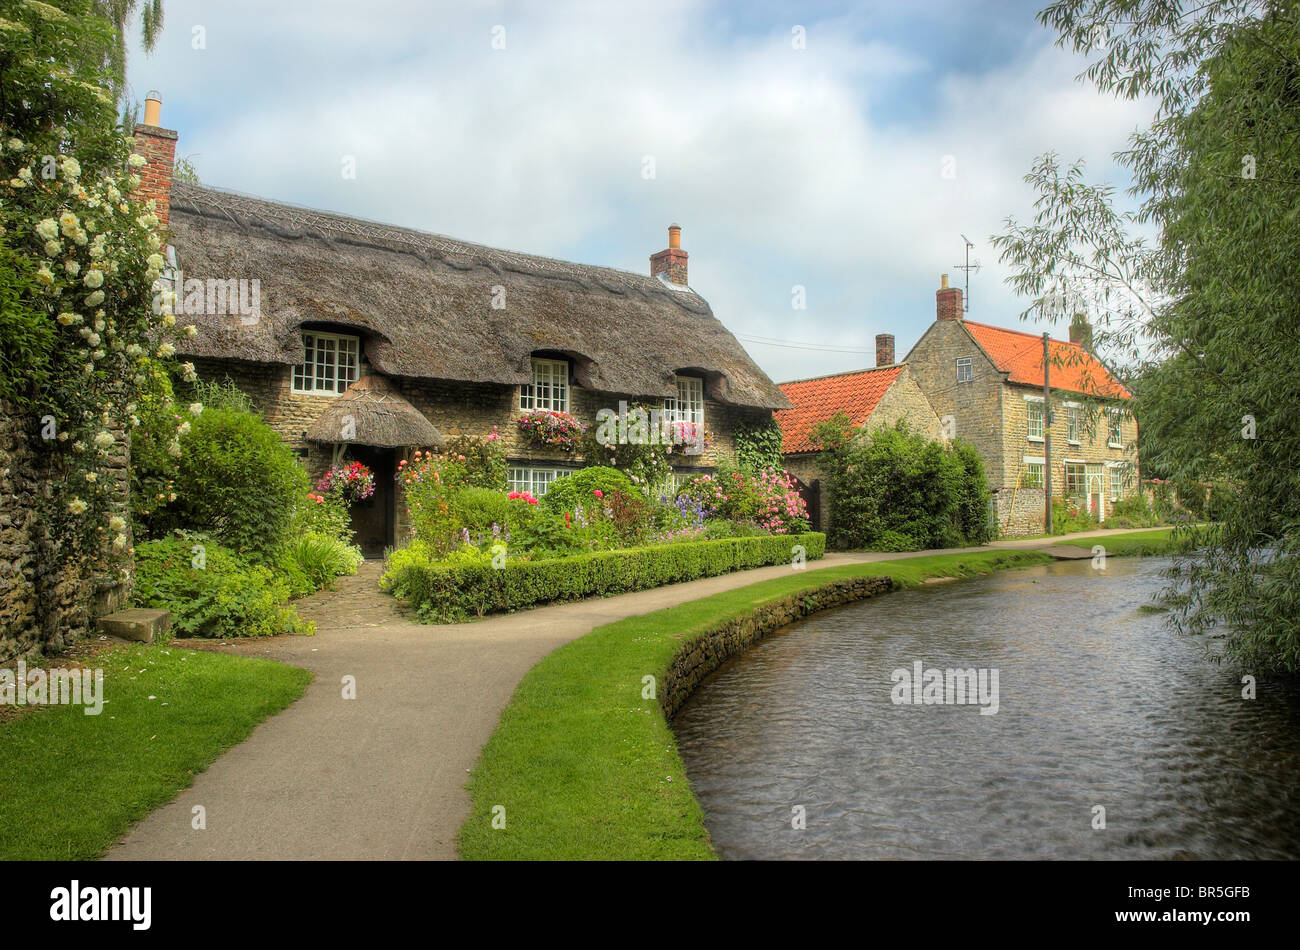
[[1043, 332, 1052, 535]]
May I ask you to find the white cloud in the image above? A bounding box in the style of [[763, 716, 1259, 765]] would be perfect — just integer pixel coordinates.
[[129, 0, 1156, 382]]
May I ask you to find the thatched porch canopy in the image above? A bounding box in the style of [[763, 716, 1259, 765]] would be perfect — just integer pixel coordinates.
[[305, 376, 445, 449], [167, 181, 791, 411]]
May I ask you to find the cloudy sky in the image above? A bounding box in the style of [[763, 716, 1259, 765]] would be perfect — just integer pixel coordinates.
[[125, 0, 1154, 383]]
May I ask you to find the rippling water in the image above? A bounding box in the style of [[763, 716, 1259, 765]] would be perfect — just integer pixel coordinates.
[[672, 557, 1300, 860]]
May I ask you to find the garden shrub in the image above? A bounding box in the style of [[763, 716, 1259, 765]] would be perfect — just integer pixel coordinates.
[[285, 531, 363, 593], [540, 466, 638, 513], [133, 535, 312, 638], [1108, 494, 1163, 529], [450, 486, 528, 537], [399, 449, 457, 553], [820, 422, 992, 550], [165, 405, 309, 561], [129, 358, 185, 537], [440, 430, 508, 490], [290, 489, 353, 544], [382, 532, 827, 622], [1052, 498, 1098, 534]]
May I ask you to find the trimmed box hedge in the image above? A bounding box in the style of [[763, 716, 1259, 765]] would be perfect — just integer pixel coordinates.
[[383, 532, 826, 621]]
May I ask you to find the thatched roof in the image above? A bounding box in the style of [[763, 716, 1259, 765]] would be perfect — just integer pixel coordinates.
[[305, 375, 445, 449], [167, 182, 790, 411]]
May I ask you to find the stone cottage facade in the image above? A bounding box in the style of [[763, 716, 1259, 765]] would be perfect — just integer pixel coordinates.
[[775, 334, 941, 531], [904, 275, 1139, 536], [133, 100, 790, 556]]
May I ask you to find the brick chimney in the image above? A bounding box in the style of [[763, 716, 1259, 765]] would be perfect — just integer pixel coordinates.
[[650, 223, 688, 286], [936, 273, 963, 320], [875, 333, 895, 367], [1069, 313, 1093, 349], [132, 90, 177, 231]]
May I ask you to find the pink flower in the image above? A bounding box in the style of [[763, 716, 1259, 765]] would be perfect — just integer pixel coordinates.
[[593, 489, 603, 498]]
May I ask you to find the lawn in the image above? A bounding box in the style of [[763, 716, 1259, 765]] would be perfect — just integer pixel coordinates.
[[456, 549, 1051, 861], [0, 644, 311, 860], [1052, 526, 1189, 557]]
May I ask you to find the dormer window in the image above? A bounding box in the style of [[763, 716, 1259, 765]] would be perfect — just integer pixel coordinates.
[[292, 331, 360, 395], [520, 357, 569, 412], [664, 376, 704, 426]]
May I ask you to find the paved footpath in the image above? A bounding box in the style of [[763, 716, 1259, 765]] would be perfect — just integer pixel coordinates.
[[104, 528, 1145, 861]]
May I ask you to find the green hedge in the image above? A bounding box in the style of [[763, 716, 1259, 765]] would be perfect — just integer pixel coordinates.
[[382, 532, 826, 621]]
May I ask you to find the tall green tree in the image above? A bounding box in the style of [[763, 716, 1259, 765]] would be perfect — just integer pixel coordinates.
[[997, 2, 1300, 673]]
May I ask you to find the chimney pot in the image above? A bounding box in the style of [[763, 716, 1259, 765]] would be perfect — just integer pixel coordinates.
[[143, 91, 163, 127], [875, 333, 896, 367], [650, 224, 689, 286]]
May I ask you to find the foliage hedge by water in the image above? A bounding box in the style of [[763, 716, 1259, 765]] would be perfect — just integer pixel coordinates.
[[816, 419, 993, 550], [383, 532, 826, 622]]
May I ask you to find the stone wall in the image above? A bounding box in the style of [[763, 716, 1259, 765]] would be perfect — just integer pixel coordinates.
[[993, 486, 1047, 537], [661, 574, 896, 718], [0, 398, 130, 662], [782, 452, 827, 531]]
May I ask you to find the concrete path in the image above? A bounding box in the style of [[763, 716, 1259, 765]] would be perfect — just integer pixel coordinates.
[[105, 528, 1158, 861]]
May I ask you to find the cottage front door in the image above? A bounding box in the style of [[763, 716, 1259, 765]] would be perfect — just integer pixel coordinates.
[[347, 446, 396, 558]]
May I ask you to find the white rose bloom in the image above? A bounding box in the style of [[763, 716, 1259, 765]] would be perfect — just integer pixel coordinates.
[[35, 265, 54, 286], [146, 253, 165, 270], [58, 211, 78, 234], [83, 290, 104, 307], [113, 533, 127, 549], [109, 515, 126, 531], [184, 325, 198, 338], [84, 471, 97, 483], [177, 421, 191, 437], [56, 312, 78, 326], [36, 218, 58, 239], [64, 260, 80, 276], [82, 269, 104, 288], [93, 430, 115, 449], [128, 153, 146, 167], [17, 166, 33, 182], [156, 342, 175, 357], [189, 402, 203, 416], [59, 157, 80, 180], [163, 313, 175, 327], [67, 498, 88, 515], [6, 138, 23, 151], [44, 240, 61, 256], [167, 440, 182, 457], [125, 343, 143, 357]]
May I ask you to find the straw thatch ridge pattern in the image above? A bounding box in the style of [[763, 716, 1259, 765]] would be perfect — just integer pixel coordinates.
[[167, 182, 791, 410]]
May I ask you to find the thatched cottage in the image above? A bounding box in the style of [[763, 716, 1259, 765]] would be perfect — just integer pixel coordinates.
[[132, 96, 790, 556]]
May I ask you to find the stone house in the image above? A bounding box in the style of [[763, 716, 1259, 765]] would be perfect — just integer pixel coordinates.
[[904, 275, 1138, 536], [775, 333, 941, 531], [132, 96, 790, 556]]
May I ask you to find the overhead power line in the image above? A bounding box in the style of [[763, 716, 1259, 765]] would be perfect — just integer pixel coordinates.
[[735, 333, 877, 354]]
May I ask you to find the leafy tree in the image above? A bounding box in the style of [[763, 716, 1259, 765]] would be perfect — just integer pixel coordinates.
[[998, 2, 1300, 672]]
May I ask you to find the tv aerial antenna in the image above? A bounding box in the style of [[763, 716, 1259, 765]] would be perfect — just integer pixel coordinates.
[[956, 234, 980, 314]]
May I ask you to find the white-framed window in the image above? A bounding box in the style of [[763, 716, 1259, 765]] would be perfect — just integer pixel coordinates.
[[956, 356, 973, 383], [1108, 409, 1124, 448], [1067, 406, 1081, 444], [1026, 399, 1045, 441], [293, 331, 360, 395], [664, 376, 704, 426], [1065, 462, 1087, 497], [1020, 462, 1045, 488], [1107, 463, 1123, 501], [508, 466, 571, 496], [519, 358, 570, 412]]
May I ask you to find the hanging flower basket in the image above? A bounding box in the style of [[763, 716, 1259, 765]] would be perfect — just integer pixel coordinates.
[[316, 460, 376, 503], [516, 409, 586, 452]]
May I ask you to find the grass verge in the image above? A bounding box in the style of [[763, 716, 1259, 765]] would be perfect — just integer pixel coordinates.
[[456, 549, 1050, 861], [0, 644, 311, 859], [1053, 526, 1184, 557]]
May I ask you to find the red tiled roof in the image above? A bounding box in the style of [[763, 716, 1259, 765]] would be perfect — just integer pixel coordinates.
[[963, 321, 1131, 399], [776, 366, 904, 454]]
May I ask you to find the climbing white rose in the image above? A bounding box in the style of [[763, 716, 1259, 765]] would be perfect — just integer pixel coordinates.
[[82, 269, 103, 288], [67, 498, 88, 515], [44, 240, 61, 256], [127, 153, 146, 167], [93, 430, 115, 449], [36, 218, 59, 240]]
